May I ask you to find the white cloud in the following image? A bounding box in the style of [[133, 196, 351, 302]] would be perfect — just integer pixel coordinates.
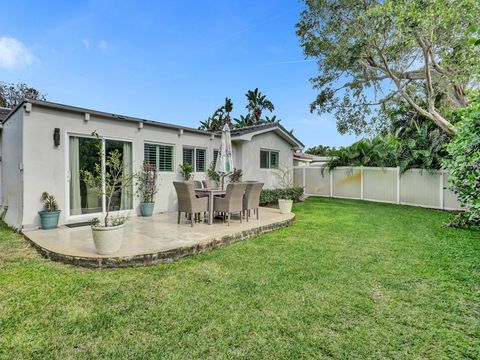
[[0, 36, 37, 69], [81, 39, 90, 50], [98, 40, 108, 52]]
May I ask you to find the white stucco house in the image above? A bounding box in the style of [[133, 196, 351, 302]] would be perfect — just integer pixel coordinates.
[[293, 152, 332, 167], [0, 99, 303, 230]]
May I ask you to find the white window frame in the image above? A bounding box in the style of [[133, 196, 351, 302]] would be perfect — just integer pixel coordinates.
[[65, 132, 135, 223], [260, 149, 280, 169], [182, 146, 207, 173], [144, 141, 175, 173]]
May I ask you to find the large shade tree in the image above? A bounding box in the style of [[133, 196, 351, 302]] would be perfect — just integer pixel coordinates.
[[0, 82, 46, 108], [296, 0, 480, 136]]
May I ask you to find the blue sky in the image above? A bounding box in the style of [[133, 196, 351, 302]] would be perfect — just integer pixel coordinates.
[[0, 0, 358, 149]]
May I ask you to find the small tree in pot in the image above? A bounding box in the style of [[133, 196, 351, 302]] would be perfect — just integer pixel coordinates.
[[38, 192, 61, 229], [229, 168, 243, 183], [136, 163, 159, 217], [81, 136, 133, 255], [179, 163, 194, 180], [275, 165, 294, 214]]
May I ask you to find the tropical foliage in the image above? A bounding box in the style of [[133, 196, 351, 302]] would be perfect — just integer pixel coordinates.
[[245, 88, 274, 125], [323, 121, 449, 173], [198, 98, 232, 132], [296, 0, 480, 136], [199, 89, 282, 131], [442, 94, 480, 229], [305, 145, 337, 156]]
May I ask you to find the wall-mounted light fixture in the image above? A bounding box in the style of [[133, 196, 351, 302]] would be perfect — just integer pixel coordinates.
[[178, 129, 184, 137], [138, 122, 144, 130], [53, 128, 60, 147], [24, 102, 32, 113], [84, 113, 90, 122], [210, 134, 215, 141]]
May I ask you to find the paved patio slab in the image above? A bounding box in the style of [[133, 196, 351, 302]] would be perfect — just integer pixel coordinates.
[[24, 207, 294, 268]]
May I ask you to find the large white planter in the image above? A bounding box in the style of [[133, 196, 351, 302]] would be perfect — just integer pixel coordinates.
[[278, 199, 293, 214], [92, 224, 124, 255]]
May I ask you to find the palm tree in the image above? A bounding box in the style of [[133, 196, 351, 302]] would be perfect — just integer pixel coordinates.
[[198, 106, 225, 131], [224, 98, 233, 126], [263, 115, 280, 123], [245, 88, 274, 125], [233, 114, 253, 128]]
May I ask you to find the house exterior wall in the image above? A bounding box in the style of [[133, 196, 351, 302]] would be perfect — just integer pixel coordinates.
[[239, 131, 293, 189], [1, 109, 24, 228], [19, 104, 221, 229], [1, 103, 298, 229]]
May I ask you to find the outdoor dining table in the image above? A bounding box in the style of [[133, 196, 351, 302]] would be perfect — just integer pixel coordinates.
[[194, 188, 227, 225]]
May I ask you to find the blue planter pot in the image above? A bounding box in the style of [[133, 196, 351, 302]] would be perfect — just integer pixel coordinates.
[[140, 202, 155, 217], [38, 210, 61, 230]]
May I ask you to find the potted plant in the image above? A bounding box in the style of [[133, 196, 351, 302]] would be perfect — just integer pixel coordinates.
[[136, 163, 159, 217], [207, 161, 221, 182], [38, 192, 61, 229], [179, 163, 194, 180], [275, 165, 294, 214], [81, 136, 133, 255], [229, 168, 243, 183]]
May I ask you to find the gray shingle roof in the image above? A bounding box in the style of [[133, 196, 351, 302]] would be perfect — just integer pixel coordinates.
[[0, 107, 11, 122]]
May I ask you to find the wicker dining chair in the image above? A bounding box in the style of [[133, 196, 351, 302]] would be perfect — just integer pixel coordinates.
[[173, 181, 208, 226], [243, 182, 264, 221], [202, 179, 220, 189], [213, 183, 247, 226]]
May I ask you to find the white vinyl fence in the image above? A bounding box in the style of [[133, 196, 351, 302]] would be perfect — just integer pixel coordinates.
[[293, 166, 462, 211]]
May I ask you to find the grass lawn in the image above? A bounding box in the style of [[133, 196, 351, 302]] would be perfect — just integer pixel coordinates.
[[1, 198, 479, 359]]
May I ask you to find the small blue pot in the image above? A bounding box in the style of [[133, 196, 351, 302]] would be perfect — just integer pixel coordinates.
[[140, 202, 155, 217], [38, 210, 61, 230]]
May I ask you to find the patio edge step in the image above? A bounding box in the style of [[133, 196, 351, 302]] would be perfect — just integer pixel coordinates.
[[23, 214, 295, 268]]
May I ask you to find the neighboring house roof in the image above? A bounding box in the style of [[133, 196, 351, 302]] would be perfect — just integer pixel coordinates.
[[0, 107, 11, 122], [227, 122, 304, 150], [2, 99, 305, 149], [293, 152, 332, 163]]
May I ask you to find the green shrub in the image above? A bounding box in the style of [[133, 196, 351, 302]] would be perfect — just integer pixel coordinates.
[[179, 163, 194, 180], [207, 162, 221, 181], [260, 187, 303, 206], [442, 95, 480, 229]]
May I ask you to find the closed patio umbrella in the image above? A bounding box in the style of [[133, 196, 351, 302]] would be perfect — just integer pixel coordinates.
[[215, 123, 234, 190]]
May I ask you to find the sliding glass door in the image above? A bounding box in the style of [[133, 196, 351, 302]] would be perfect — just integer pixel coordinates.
[[68, 135, 133, 218]]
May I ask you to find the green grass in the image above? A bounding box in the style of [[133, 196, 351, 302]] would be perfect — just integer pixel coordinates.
[[1, 198, 479, 359]]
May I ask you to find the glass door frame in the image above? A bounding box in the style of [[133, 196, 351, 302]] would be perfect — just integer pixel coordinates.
[[65, 132, 135, 223]]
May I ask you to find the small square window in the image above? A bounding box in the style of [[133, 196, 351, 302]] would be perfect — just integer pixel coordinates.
[[260, 149, 279, 169]]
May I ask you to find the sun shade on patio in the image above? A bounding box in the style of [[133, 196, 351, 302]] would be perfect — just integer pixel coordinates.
[[215, 123, 234, 189]]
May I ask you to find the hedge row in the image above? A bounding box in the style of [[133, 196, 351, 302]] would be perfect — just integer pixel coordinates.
[[259, 187, 304, 206]]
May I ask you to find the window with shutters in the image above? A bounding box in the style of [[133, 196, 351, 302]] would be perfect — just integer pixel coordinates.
[[183, 147, 206, 172], [196, 148, 206, 172], [260, 149, 279, 169], [144, 143, 174, 172], [183, 147, 194, 167]]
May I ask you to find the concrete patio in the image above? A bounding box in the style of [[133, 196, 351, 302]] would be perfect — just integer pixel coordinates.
[[24, 207, 295, 268]]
